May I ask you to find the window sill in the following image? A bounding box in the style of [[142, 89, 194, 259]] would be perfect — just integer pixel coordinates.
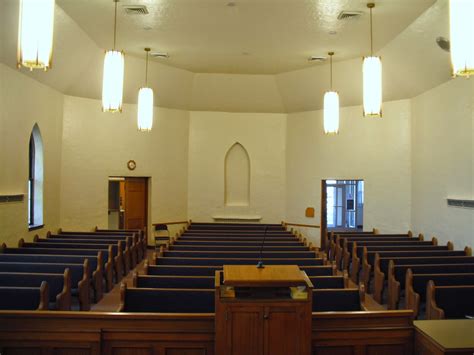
[[29, 224, 44, 231]]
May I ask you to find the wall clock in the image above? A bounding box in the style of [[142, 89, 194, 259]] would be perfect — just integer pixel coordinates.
[[127, 160, 136, 170]]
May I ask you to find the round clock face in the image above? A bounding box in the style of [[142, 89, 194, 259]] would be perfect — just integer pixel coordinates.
[[127, 160, 136, 170]]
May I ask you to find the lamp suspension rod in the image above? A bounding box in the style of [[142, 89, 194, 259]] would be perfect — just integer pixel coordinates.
[[113, 0, 118, 49], [144, 48, 150, 86], [368, 3, 375, 56], [328, 51, 334, 90]]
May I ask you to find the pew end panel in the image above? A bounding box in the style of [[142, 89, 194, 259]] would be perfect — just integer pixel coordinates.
[[55, 268, 73, 311], [426, 281, 444, 320], [404, 269, 421, 319], [465, 246, 472, 256], [78, 260, 91, 311], [350, 252, 360, 284], [387, 260, 401, 310], [373, 254, 385, 304], [118, 282, 127, 312], [38, 281, 49, 311], [92, 252, 104, 303]]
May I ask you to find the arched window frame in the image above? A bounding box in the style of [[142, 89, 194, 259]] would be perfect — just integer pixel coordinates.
[[28, 124, 44, 230]]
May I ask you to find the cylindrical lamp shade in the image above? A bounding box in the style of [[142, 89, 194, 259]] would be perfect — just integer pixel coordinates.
[[449, 0, 474, 77], [363, 56, 382, 117], [102, 50, 125, 112], [137, 87, 154, 131], [17, 0, 55, 70], [324, 91, 339, 135]]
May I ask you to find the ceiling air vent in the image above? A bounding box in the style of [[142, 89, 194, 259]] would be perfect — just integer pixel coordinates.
[[123, 5, 149, 15], [151, 52, 169, 59], [337, 11, 363, 20], [308, 56, 326, 62]]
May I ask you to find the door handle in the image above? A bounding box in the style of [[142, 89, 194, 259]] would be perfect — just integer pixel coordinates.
[[263, 313, 269, 320]]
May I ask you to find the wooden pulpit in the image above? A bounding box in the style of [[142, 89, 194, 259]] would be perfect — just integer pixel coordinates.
[[215, 265, 313, 355]]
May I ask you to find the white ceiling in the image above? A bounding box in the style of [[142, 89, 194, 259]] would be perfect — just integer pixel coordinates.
[[0, 0, 453, 113], [56, 0, 436, 74]]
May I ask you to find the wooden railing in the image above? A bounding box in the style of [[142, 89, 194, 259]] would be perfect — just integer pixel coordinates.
[[0, 310, 414, 354], [282, 221, 320, 228], [152, 220, 190, 226]]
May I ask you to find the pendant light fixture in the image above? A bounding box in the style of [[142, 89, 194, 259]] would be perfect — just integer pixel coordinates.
[[449, 0, 474, 77], [137, 48, 154, 132], [17, 0, 55, 71], [324, 52, 339, 135], [102, 0, 124, 113], [362, 2, 382, 117]]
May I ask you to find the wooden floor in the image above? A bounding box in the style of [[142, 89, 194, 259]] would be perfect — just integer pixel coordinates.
[[91, 250, 152, 312]]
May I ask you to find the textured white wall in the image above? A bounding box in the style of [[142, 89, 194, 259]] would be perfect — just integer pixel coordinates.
[[0, 63, 64, 245], [411, 78, 474, 249], [59, 96, 190, 244], [188, 111, 287, 223], [286, 99, 412, 246]]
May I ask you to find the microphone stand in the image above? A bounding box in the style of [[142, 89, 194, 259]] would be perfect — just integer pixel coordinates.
[[256, 226, 268, 269]]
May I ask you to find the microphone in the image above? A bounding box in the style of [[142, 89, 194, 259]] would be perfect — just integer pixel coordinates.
[[256, 225, 268, 269]]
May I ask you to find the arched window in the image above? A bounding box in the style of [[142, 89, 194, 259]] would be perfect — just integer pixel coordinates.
[[224, 143, 250, 206], [28, 124, 44, 228]]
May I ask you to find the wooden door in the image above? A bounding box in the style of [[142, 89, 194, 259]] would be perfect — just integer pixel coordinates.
[[218, 305, 264, 355], [264, 305, 310, 355], [124, 177, 148, 230]]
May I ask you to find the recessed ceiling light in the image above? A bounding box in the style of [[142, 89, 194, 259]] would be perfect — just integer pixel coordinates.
[[227, 2, 236, 7], [242, 52, 250, 56], [329, 31, 337, 35]]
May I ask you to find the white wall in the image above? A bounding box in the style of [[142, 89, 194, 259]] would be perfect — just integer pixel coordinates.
[[59, 96, 190, 243], [411, 78, 474, 249], [188, 111, 287, 223], [286, 100, 412, 246], [0, 63, 64, 245]]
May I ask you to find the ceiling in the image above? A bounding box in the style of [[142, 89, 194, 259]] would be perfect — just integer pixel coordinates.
[[0, 0, 452, 113], [56, 0, 436, 74]]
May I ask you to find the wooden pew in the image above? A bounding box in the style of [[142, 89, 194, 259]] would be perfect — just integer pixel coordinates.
[[173, 240, 305, 246], [324, 228, 379, 256], [29, 237, 125, 283], [350, 240, 448, 283], [312, 287, 365, 312], [330, 232, 409, 262], [169, 244, 310, 251], [0, 261, 90, 310], [56, 230, 142, 265], [0, 252, 104, 302], [161, 250, 318, 259], [309, 275, 347, 289], [40, 235, 131, 276], [0, 269, 72, 310], [133, 273, 214, 289], [387, 261, 474, 312], [154, 256, 325, 266], [94, 228, 146, 259], [0, 281, 48, 310], [372, 252, 474, 304], [133, 272, 345, 291], [52, 231, 139, 269], [144, 262, 336, 277], [426, 281, 474, 319], [9, 242, 114, 292], [405, 270, 474, 318], [177, 236, 300, 242], [345, 237, 436, 273], [118, 283, 215, 313]]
